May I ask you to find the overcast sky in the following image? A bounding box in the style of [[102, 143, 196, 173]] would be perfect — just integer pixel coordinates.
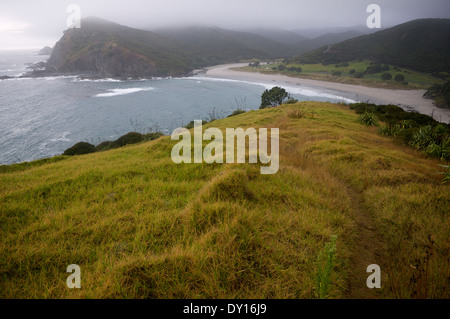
[[1, 0, 449, 49]]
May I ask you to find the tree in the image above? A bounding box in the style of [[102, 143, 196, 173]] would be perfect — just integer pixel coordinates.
[[381, 72, 393, 81], [394, 74, 405, 82], [260, 87, 290, 109], [277, 64, 286, 72]]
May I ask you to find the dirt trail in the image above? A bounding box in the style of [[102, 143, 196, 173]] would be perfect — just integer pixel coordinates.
[[343, 186, 387, 299]]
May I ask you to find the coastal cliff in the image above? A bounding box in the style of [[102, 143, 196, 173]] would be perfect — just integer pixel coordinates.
[[46, 17, 196, 77]]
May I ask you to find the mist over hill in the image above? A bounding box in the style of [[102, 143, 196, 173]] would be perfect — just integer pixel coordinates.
[[154, 26, 298, 65], [43, 17, 450, 78], [292, 19, 450, 73]]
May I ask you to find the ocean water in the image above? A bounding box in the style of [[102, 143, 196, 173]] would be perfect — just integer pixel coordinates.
[[0, 50, 356, 165]]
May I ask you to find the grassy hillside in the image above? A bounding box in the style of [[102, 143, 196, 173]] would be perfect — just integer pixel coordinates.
[[293, 19, 450, 74], [241, 60, 444, 89], [1, 102, 449, 298]]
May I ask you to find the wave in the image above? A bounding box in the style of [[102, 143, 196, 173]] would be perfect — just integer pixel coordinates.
[[49, 131, 72, 143], [72, 78, 125, 83], [94, 87, 155, 98], [1, 75, 78, 81], [72, 76, 173, 83], [185, 76, 357, 103]]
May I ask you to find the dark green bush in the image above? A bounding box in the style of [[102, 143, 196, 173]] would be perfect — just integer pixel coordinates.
[[111, 132, 144, 148], [424, 81, 450, 108], [350, 102, 449, 161], [381, 73, 393, 81], [96, 141, 114, 151], [359, 112, 378, 126], [63, 142, 97, 156], [394, 74, 405, 82], [284, 98, 299, 104], [185, 120, 208, 129]]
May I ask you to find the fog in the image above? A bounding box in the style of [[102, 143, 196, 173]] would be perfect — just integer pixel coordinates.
[[1, 0, 449, 49]]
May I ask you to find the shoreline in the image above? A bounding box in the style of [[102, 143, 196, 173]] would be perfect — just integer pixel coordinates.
[[203, 63, 450, 124]]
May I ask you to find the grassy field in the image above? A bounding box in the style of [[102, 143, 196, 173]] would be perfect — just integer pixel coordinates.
[[1, 102, 449, 298], [240, 61, 445, 89]]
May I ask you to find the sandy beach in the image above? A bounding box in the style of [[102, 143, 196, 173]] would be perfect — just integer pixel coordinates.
[[204, 63, 450, 124]]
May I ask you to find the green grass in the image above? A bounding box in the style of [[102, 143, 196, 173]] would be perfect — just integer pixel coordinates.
[[242, 60, 445, 90], [1, 102, 448, 298]]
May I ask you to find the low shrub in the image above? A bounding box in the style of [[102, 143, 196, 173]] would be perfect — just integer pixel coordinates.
[[381, 73, 393, 81], [288, 110, 303, 119], [284, 99, 299, 104], [66, 131, 163, 155], [350, 103, 450, 161], [111, 132, 145, 148], [185, 120, 208, 129], [359, 112, 378, 126], [63, 142, 97, 156], [96, 141, 114, 151]]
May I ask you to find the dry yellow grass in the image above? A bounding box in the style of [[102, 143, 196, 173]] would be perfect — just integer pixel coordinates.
[[0, 101, 448, 298]]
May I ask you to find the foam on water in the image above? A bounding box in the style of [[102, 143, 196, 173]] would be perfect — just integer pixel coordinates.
[[94, 87, 155, 97], [185, 76, 357, 103]]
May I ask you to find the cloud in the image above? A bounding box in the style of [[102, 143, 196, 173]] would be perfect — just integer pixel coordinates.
[[0, 17, 32, 32], [0, 0, 449, 49]]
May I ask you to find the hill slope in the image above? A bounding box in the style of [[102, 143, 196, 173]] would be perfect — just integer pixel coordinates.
[[46, 17, 203, 77], [242, 27, 308, 45], [155, 26, 297, 65], [293, 19, 450, 73], [1, 102, 448, 298], [46, 19, 306, 78]]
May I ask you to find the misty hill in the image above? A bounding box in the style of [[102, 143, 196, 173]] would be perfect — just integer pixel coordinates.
[[45, 17, 384, 78], [46, 17, 203, 77], [243, 27, 308, 45], [38, 46, 53, 55], [156, 26, 369, 61], [298, 30, 364, 53], [154, 26, 298, 64], [46, 19, 304, 77], [292, 19, 450, 73], [291, 25, 375, 39]]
